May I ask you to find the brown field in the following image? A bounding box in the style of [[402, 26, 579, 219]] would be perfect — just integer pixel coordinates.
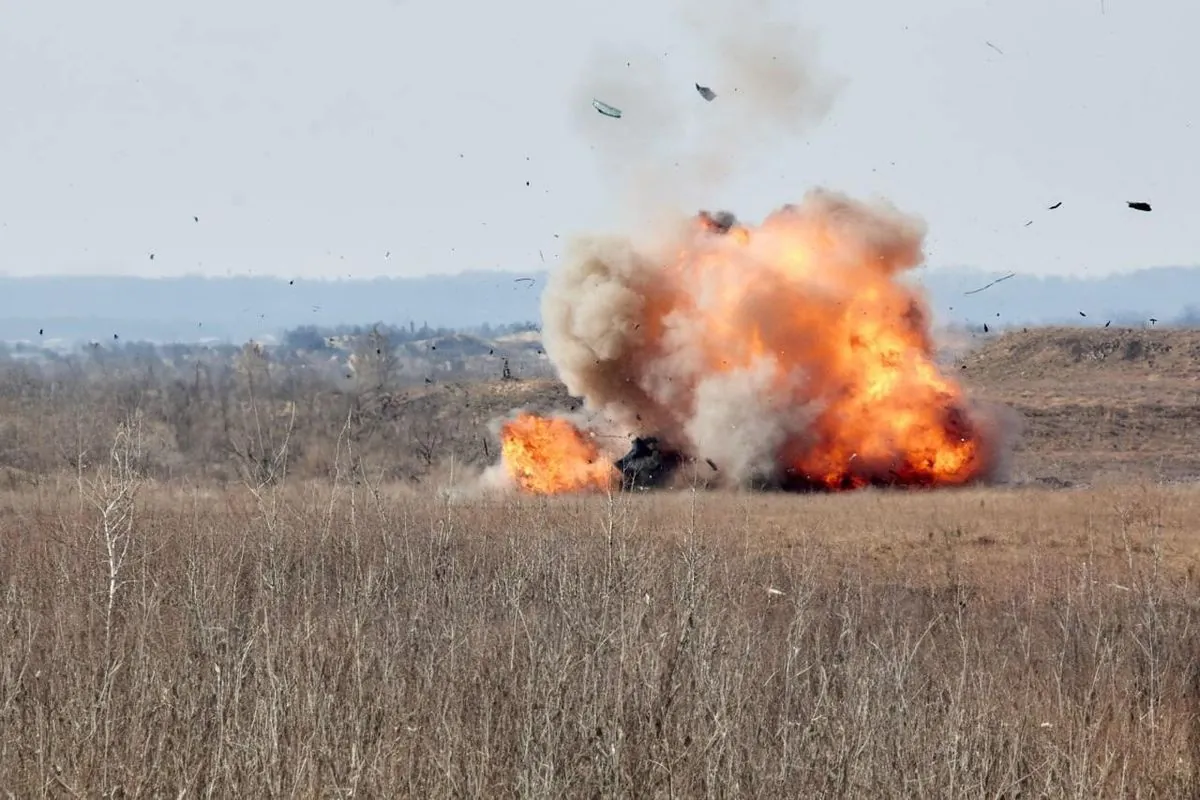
[[3, 326, 1200, 797]]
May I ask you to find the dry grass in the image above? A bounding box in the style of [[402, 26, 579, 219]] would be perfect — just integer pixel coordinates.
[[3, 471, 1200, 797]]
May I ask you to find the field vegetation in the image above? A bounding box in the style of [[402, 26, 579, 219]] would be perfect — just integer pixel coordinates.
[[1, 325, 1199, 796]]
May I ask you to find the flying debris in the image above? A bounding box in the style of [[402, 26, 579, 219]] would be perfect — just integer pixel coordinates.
[[592, 99, 622, 118], [1127, 201, 1152, 212], [1048, 202, 1062, 210], [514, 277, 536, 287], [1024, 220, 1033, 227], [1149, 318, 1158, 326], [1079, 311, 1087, 317], [985, 41, 1004, 55], [964, 272, 1016, 296], [983, 323, 989, 333], [193, 216, 199, 222], [1104, 320, 1111, 328], [695, 83, 717, 101]]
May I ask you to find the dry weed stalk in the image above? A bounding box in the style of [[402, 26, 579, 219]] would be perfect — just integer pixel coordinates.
[[80, 412, 144, 789]]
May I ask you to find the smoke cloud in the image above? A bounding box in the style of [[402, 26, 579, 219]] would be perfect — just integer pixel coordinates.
[[572, 0, 841, 222]]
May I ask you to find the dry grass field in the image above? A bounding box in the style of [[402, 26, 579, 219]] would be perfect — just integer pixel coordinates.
[[2, 326, 1200, 797]]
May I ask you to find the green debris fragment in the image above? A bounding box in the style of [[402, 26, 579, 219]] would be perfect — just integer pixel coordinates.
[[592, 99, 622, 118]]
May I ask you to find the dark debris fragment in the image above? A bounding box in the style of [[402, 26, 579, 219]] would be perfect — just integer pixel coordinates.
[[964, 272, 1015, 296]]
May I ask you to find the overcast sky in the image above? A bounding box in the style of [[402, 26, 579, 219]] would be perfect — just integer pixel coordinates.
[[1, 0, 1195, 280]]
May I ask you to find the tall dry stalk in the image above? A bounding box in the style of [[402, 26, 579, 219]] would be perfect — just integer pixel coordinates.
[[82, 411, 143, 788]]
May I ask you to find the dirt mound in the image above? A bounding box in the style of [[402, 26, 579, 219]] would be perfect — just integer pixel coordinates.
[[962, 326, 1200, 386], [954, 326, 1200, 485]]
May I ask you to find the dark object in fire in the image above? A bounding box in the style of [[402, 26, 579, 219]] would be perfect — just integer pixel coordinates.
[[1127, 201, 1152, 212], [615, 437, 684, 490], [698, 210, 738, 233]]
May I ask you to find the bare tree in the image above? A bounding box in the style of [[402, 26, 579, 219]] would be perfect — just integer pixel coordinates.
[[353, 325, 399, 402], [227, 342, 294, 487]]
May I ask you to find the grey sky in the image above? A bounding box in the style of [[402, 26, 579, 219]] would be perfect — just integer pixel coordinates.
[[1, 0, 1195, 280]]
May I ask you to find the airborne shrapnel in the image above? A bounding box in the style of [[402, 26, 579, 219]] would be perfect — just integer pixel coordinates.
[[697, 209, 738, 233]]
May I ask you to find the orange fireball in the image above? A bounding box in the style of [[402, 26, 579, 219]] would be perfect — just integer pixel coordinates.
[[663, 200, 986, 489], [500, 413, 617, 494]]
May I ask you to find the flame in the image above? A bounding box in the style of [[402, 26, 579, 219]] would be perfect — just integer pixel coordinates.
[[500, 413, 617, 494]]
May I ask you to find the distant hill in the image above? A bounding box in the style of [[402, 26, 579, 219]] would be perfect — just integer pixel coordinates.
[[0, 271, 549, 344], [0, 265, 1195, 344]]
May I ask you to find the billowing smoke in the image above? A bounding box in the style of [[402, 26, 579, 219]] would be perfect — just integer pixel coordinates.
[[535, 190, 1010, 490]]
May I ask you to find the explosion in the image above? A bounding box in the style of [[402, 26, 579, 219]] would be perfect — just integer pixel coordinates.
[[498, 188, 1007, 495]]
